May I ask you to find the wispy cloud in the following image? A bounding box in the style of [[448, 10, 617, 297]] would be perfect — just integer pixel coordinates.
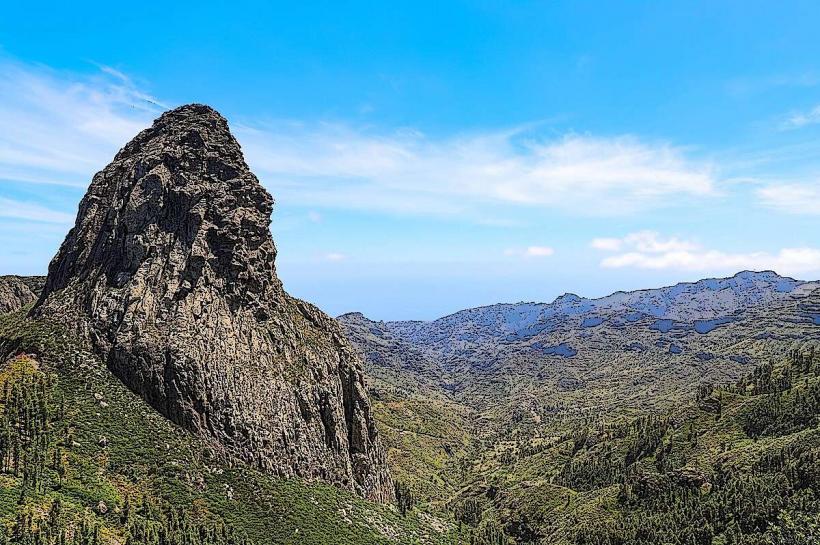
[[591, 231, 697, 253], [780, 105, 820, 130], [757, 183, 820, 215], [504, 245, 555, 258], [324, 252, 347, 262], [0, 58, 717, 223], [592, 231, 820, 276], [727, 72, 820, 97], [590, 237, 622, 251], [526, 246, 555, 257], [0, 197, 74, 224], [239, 123, 717, 218], [0, 57, 160, 188]]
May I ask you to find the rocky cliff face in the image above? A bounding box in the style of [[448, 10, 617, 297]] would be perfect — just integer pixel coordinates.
[[0, 276, 39, 313], [31, 104, 393, 502]]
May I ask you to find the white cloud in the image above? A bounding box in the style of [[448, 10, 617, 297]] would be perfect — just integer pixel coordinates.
[[239, 124, 717, 218], [504, 246, 555, 258], [592, 231, 820, 276], [757, 183, 820, 215], [525, 246, 555, 257], [324, 252, 347, 261], [0, 58, 160, 189], [307, 210, 323, 222], [590, 237, 623, 251], [626, 231, 699, 253], [0, 58, 717, 223], [592, 231, 697, 254], [782, 105, 820, 129], [0, 197, 74, 224]]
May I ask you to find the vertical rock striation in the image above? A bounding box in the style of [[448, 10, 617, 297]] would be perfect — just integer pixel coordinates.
[[31, 104, 393, 502]]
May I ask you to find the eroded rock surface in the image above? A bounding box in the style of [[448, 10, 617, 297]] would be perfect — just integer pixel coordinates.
[[32, 104, 393, 502], [0, 276, 39, 313]]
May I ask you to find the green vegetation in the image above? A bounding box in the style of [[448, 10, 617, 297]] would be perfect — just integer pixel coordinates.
[[368, 338, 820, 544], [371, 396, 478, 503], [2, 302, 818, 544], [0, 309, 463, 544], [568, 345, 820, 544]]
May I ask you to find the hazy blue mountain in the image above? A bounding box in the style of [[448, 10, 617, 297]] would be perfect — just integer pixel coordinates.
[[340, 271, 820, 417], [377, 271, 814, 352]]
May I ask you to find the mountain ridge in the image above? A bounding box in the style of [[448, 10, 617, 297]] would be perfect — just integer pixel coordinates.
[[340, 270, 820, 418], [344, 270, 813, 329], [0, 275, 43, 313]]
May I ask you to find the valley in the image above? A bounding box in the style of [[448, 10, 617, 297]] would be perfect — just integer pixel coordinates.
[[342, 273, 820, 542]]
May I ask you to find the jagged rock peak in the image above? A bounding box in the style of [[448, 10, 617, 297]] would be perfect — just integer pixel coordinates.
[[554, 293, 584, 305], [32, 104, 393, 502], [40, 103, 281, 311]]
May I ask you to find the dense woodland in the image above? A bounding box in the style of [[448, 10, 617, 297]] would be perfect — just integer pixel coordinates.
[[565, 346, 820, 544], [0, 356, 254, 545]]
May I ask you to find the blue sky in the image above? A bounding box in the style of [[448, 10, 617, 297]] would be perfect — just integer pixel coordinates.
[[2, 1, 820, 319]]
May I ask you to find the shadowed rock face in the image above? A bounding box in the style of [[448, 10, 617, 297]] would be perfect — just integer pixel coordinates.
[[32, 104, 393, 502], [0, 276, 39, 313]]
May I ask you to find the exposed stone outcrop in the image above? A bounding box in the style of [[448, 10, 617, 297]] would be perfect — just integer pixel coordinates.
[[31, 104, 393, 502], [0, 276, 39, 313]]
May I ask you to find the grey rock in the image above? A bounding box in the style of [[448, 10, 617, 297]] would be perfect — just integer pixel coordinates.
[[32, 104, 393, 502], [672, 467, 709, 489], [0, 276, 38, 313]]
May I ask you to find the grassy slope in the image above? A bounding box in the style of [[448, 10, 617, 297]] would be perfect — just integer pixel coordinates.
[[371, 395, 478, 504], [0, 308, 465, 544]]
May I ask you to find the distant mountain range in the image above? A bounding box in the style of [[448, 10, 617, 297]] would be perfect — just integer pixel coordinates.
[[340, 270, 820, 417], [346, 270, 816, 349]]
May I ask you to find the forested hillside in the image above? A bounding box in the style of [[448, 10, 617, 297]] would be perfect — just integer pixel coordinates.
[[349, 283, 820, 544], [372, 342, 820, 544], [0, 308, 462, 544]]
